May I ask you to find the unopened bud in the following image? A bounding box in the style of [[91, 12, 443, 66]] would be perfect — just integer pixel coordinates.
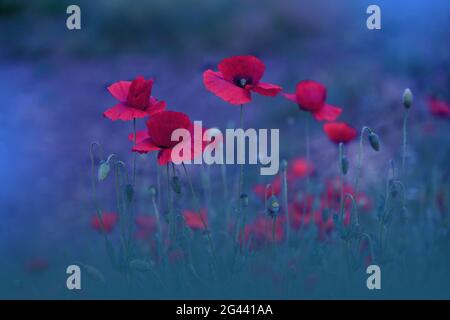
[[281, 159, 288, 172], [368, 132, 380, 152], [98, 161, 111, 181], [240, 193, 249, 207], [148, 186, 157, 198], [403, 88, 413, 109], [267, 195, 280, 217], [171, 176, 181, 195]]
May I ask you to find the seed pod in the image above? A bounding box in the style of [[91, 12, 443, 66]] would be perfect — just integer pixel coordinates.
[[171, 176, 182, 195], [267, 195, 280, 217], [402, 88, 413, 109], [82, 264, 105, 283], [341, 155, 349, 175], [240, 193, 249, 208], [368, 132, 380, 151], [148, 186, 157, 198], [124, 184, 134, 203], [97, 160, 111, 181]]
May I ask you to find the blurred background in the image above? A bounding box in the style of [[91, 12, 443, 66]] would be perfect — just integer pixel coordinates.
[[0, 0, 449, 296]]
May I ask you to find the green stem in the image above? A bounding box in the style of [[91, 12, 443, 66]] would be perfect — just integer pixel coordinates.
[[132, 118, 137, 186], [339, 143, 345, 220], [282, 166, 290, 246], [305, 114, 311, 194], [402, 109, 409, 177], [167, 164, 174, 241], [89, 142, 115, 265], [355, 126, 371, 195]]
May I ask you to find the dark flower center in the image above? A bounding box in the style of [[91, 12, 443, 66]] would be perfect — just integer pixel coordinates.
[[233, 76, 253, 88]]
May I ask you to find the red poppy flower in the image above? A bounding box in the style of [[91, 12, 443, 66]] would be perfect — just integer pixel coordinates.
[[428, 97, 450, 118], [283, 80, 342, 121], [203, 55, 282, 105], [103, 76, 166, 121], [131, 111, 208, 165], [240, 216, 285, 251], [323, 122, 357, 144], [288, 158, 313, 181], [183, 209, 208, 231], [288, 195, 315, 230], [91, 212, 119, 233], [253, 175, 282, 200]]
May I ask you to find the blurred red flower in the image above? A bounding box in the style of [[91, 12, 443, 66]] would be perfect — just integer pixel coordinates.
[[428, 97, 450, 118], [131, 110, 208, 165], [91, 212, 118, 233], [288, 158, 314, 181], [283, 80, 342, 121], [104, 76, 166, 121], [288, 195, 315, 230], [135, 215, 157, 240], [323, 122, 357, 144], [240, 216, 284, 251], [183, 209, 208, 231], [203, 55, 282, 105], [26, 258, 49, 274]]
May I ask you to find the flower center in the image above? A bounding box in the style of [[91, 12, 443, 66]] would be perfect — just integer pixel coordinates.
[[234, 76, 252, 88]]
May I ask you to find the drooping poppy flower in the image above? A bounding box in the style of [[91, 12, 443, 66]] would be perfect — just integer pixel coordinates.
[[103, 76, 166, 121], [203, 55, 282, 105], [253, 175, 282, 200], [183, 209, 208, 231], [131, 110, 208, 165], [323, 122, 357, 144], [427, 97, 450, 118], [288, 158, 313, 181], [91, 212, 119, 233], [283, 80, 342, 121]]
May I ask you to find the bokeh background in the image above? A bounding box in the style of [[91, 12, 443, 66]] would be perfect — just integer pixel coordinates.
[[0, 0, 449, 298]]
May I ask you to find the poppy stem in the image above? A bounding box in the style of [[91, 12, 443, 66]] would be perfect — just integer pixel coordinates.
[[182, 163, 218, 271], [339, 143, 345, 220], [132, 118, 137, 186], [167, 164, 174, 241], [281, 162, 290, 246], [89, 142, 115, 266], [355, 126, 371, 196], [237, 104, 245, 204], [402, 108, 409, 177], [305, 114, 311, 194]]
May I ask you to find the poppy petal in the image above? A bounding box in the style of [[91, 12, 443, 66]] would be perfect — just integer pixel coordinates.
[[103, 103, 149, 121], [203, 70, 251, 105], [147, 99, 167, 116], [250, 82, 282, 96], [218, 55, 265, 84], [296, 80, 327, 112], [282, 92, 298, 103], [108, 81, 131, 102], [313, 104, 342, 121], [128, 130, 150, 143], [132, 138, 161, 154], [157, 148, 173, 165]]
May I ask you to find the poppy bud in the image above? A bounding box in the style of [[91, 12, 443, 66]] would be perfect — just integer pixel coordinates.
[[82, 264, 105, 282], [129, 259, 152, 272], [240, 193, 249, 208], [281, 159, 288, 172], [171, 176, 182, 195], [368, 131, 380, 152], [125, 184, 134, 203], [98, 161, 111, 181], [340, 155, 349, 175], [403, 88, 413, 109], [148, 186, 157, 198], [267, 195, 280, 217]]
